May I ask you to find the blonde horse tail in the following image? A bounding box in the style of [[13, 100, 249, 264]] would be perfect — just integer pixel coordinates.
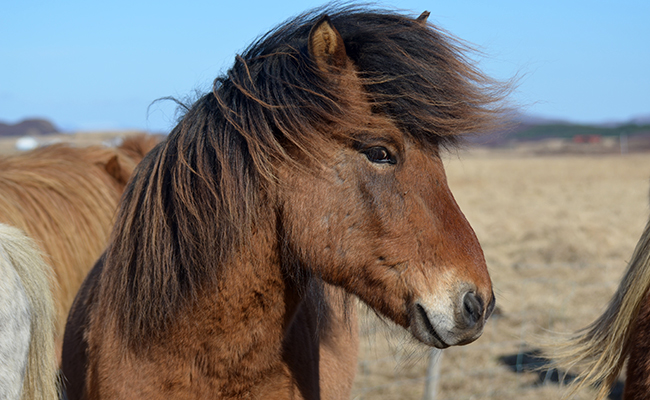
[[0, 224, 59, 400], [551, 217, 650, 399]]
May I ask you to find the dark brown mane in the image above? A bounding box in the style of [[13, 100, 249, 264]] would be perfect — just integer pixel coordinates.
[[98, 5, 505, 347]]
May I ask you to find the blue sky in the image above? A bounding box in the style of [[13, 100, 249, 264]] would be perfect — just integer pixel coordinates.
[[2, 0, 649, 132]]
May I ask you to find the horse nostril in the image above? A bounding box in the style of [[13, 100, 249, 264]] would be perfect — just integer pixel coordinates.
[[461, 291, 483, 328]]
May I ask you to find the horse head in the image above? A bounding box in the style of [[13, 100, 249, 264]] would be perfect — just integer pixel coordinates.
[[277, 16, 495, 348]]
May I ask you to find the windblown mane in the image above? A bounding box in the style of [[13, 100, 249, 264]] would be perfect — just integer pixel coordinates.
[[98, 5, 506, 347]]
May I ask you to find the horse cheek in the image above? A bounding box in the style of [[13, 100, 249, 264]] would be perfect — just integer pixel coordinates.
[[278, 160, 366, 280]]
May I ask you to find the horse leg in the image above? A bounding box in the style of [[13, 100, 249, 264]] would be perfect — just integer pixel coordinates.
[[624, 290, 650, 399]]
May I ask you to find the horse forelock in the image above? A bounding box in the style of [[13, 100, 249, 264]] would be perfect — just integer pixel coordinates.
[[98, 5, 505, 347]]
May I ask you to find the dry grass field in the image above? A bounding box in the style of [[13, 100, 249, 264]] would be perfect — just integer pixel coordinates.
[[352, 148, 650, 399], [2, 133, 648, 399]]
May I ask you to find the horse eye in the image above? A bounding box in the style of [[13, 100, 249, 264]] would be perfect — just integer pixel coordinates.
[[363, 146, 396, 164]]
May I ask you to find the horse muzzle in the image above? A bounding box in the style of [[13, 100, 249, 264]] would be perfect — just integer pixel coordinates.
[[409, 288, 495, 348]]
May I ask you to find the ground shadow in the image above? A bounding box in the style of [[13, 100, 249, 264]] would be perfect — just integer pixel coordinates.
[[498, 348, 624, 400]]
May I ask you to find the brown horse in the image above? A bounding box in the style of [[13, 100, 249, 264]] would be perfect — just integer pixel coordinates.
[[0, 134, 158, 354], [62, 7, 503, 399], [552, 206, 650, 399]]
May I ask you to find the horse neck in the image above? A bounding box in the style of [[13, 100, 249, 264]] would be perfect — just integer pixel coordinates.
[[166, 219, 307, 385], [215, 231, 303, 334]]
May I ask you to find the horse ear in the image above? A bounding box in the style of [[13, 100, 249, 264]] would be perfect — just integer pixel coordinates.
[[308, 15, 348, 72], [416, 11, 430, 25], [101, 155, 129, 186]]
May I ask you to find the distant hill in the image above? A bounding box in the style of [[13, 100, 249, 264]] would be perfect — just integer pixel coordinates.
[[511, 122, 650, 141], [0, 119, 60, 137], [630, 114, 650, 125], [474, 113, 650, 148]]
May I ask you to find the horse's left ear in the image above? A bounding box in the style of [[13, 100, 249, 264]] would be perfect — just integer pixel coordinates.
[[308, 15, 348, 72]]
